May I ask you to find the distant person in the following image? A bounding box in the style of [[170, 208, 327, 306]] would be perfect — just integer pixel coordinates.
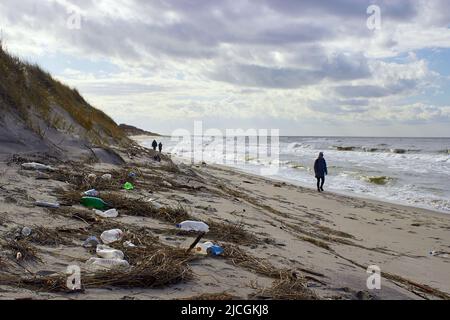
[[152, 139, 158, 151], [314, 152, 328, 192], [158, 142, 163, 153]]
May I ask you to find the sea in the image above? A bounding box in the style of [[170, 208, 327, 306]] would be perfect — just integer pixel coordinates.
[[137, 136, 450, 214]]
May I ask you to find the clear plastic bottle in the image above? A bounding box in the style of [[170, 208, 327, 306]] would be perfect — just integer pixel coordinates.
[[84, 189, 100, 197], [96, 245, 125, 260], [176, 221, 209, 232], [194, 241, 214, 255], [100, 229, 124, 244], [94, 208, 119, 218], [86, 257, 129, 270]]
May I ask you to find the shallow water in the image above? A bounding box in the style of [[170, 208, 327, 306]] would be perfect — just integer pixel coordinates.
[[139, 136, 450, 214]]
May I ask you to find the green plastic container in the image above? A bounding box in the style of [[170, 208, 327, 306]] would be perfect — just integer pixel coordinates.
[[80, 197, 109, 210], [123, 182, 134, 190]]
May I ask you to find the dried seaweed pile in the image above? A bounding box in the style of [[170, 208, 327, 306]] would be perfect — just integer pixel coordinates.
[[251, 272, 318, 300], [4, 239, 41, 263]]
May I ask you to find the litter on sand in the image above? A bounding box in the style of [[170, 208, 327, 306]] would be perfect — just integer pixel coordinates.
[[21, 162, 55, 172], [123, 182, 135, 190], [100, 229, 124, 244], [176, 221, 209, 233], [35, 201, 60, 208], [80, 197, 109, 210], [93, 208, 119, 218], [83, 236, 100, 248]]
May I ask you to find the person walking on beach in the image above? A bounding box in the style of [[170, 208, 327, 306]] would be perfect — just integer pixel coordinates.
[[152, 139, 158, 151], [314, 152, 328, 192], [158, 142, 163, 153]]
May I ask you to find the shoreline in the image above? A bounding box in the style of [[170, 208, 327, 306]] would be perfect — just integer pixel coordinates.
[[168, 154, 450, 218]]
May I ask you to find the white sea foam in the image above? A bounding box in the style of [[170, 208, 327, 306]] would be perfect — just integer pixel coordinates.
[[138, 136, 450, 214]]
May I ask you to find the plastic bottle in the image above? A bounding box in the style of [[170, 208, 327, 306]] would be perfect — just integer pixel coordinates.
[[123, 241, 136, 248], [101, 174, 112, 181], [93, 208, 119, 218], [176, 221, 209, 232], [83, 236, 100, 248], [80, 197, 109, 210], [86, 257, 129, 270], [100, 229, 124, 244], [35, 201, 60, 208], [84, 189, 100, 197], [21, 162, 55, 171], [96, 245, 125, 260], [207, 245, 224, 256], [21, 227, 32, 237], [194, 241, 214, 255]]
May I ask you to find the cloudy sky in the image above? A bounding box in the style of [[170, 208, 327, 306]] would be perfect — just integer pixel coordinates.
[[1, 0, 450, 136]]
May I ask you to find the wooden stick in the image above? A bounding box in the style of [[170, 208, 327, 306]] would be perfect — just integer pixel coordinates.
[[186, 232, 206, 253]]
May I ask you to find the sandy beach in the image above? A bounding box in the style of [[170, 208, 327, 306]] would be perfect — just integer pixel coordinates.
[[0, 145, 449, 300]]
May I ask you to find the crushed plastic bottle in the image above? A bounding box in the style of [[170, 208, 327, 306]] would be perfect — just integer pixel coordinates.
[[194, 241, 214, 255], [123, 182, 134, 190], [96, 245, 125, 260], [101, 174, 112, 181], [176, 221, 209, 233], [128, 172, 137, 179], [100, 229, 124, 244], [83, 236, 100, 248], [84, 189, 100, 197], [93, 208, 119, 218], [21, 162, 55, 172], [207, 245, 224, 256], [21, 227, 32, 237], [35, 201, 60, 208], [80, 197, 109, 210], [194, 242, 224, 256], [86, 257, 129, 270], [123, 241, 136, 248]]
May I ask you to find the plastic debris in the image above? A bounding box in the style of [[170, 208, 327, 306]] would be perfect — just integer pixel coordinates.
[[21, 227, 32, 237], [194, 241, 224, 256], [93, 208, 119, 218], [101, 174, 112, 181], [83, 236, 100, 248], [84, 189, 100, 197], [35, 201, 60, 208], [101, 229, 124, 244], [86, 257, 130, 270], [16, 252, 23, 260], [80, 197, 109, 210], [162, 181, 173, 188], [176, 221, 209, 233], [123, 241, 136, 248], [21, 162, 55, 172], [208, 245, 224, 256], [128, 172, 137, 178], [96, 245, 125, 260], [123, 182, 134, 190]]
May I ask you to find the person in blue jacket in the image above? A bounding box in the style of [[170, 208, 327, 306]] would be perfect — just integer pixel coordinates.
[[314, 152, 328, 192]]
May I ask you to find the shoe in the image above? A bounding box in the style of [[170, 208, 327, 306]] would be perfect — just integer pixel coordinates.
[[317, 188, 321, 192], [321, 187, 324, 192]]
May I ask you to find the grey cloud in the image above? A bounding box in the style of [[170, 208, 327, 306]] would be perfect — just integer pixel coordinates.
[[335, 79, 419, 98], [211, 53, 371, 88]]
